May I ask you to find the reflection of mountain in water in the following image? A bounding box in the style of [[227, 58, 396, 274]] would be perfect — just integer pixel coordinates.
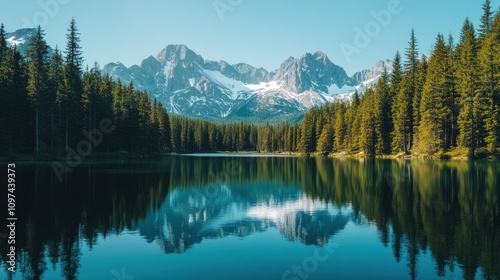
[[3, 157, 499, 280], [137, 183, 351, 253]]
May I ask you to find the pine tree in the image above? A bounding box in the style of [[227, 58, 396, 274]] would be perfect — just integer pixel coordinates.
[[170, 117, 182, 152], [63, 19, 84, 150], [299, 108, 317, 153], [98, 74, 114, 152], [334, 106, 346, 152], [149, 99, 160, 153], [112, 80, 126, 151], [48, 48, 65, 153], [393, 76, 413, 154], [360, 88, 376, 157], [1, 46, 29, 153], [82, 65, 101, 152], [390, 51, 403, 99], [0, 24, 7, 63], [317, 124, 333, 154], [346, 92, 361, 153], [123, 82, 139, 152], [26, 26, 50, 155], [0, 24, 8, 151], [457, 19, 481, 158], [157, 103, 171, 152], [405, 29, 420, 78], [352, 90, 360, 107], [480, 14, 500, 153], [446, 34, 459, 148], [392, 30, 419, 154], [412, 56, 428, 148], [374, 69, 392, 154], [479, 0, 494, 39], [315, 106, 327, 145], [417, 34, 450, 153]]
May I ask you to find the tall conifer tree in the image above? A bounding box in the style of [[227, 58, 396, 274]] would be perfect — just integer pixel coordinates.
[[26, 26, 50, 154], [457, 19, 481, 158]]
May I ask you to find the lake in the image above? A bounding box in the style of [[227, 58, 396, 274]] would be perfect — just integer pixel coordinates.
[[1, 156, 499, 280]]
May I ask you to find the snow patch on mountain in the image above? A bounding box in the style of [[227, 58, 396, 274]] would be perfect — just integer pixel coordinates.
[[103, 44, 396, 121], [6, 36, 25, 46], [3, 27, 411, 122], [245, 81, 282, 91], [203, 70, 251, 100], [5, 28, 53, 56]]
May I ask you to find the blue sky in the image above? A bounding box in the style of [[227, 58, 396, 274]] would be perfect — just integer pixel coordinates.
[[1, 0, 497, 75]]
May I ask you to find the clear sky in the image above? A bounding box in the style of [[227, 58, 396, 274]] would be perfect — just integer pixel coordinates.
[[1, 0, 498, 75]]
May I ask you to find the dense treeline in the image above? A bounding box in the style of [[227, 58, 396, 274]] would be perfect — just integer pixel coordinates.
[[1, 1, 499, 158], [299, 1, 500, 158], [0, 20, 177, 156], [0, 20, 300, 156], [168, 117, 300, 153]]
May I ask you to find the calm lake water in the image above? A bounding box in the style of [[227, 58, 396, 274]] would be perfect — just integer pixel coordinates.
[[1, 156, 499, 280]]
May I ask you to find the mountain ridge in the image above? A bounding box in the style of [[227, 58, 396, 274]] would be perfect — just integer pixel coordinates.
[[5, 28, 393, 122], [102, 43, 392, 121]]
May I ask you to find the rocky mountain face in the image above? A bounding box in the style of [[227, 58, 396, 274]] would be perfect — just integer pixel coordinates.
[[350, 59, 394, 93], [5, 28, 52, 56], [5, 28, 39, 55], [5, 28, 393, 122], [103, 44, 391, 121]]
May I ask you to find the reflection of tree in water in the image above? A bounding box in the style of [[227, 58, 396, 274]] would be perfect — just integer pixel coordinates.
[[0, 157, 498, 280], [0, 161, 172, 280]]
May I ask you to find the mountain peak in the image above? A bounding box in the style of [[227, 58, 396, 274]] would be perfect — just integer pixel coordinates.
[[5, 28, 52, 55], [156, 44, 197, 63], [6, 28, 37, 37], [5, 28, 37, 48], [102, 43, 390, 121], [299, 51, 334, 68], [313, 51, 327, 60], [5, 27, 392, 122]]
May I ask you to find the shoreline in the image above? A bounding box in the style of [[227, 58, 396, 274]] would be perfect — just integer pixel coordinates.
[[1, 149, 498, 162]]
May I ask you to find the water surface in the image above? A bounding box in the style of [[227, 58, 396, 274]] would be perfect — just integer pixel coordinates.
[[0, 156, 499, 279]]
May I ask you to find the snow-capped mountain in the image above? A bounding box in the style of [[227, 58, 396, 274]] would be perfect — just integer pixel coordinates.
[[3, 28, 394, 122], [351, 59, 394, 93], [5, 28, 37, 54], [103, 44, 388, 121], [5, 28, 54, 56]]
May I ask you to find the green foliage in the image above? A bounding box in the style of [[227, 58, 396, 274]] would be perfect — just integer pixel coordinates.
[[0, 24, 7, 63], [456, 19, 482, 158], [288, 4, 499, 158], [26, 26, 50, 154], [359, 88, 377, 157], [479, 13, 500, 153], [299, 107, 317, 153], [479, 0, 494, 38], [334, 105, 346, 151], [1, 1, 500, 159], [392, 30, 420, 154], [417, 34, 453, 153], [374, 69, 392, 154], [0, 45, 29, 153], [392, 75, 413, 154], [390, 51, 403, 96], [317, 123, 333, 154]]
